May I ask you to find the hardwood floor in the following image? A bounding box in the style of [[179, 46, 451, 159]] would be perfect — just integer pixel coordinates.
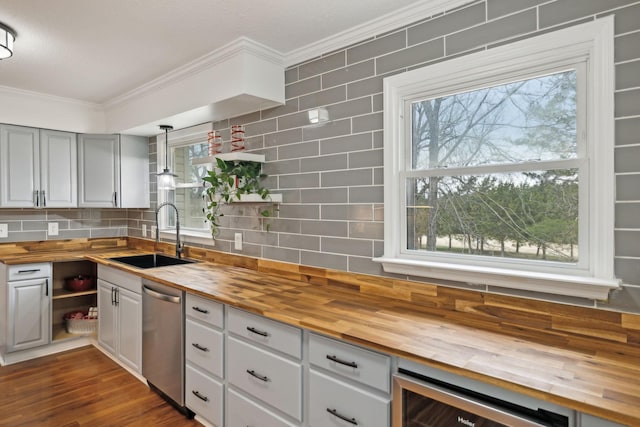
[[0, 346, 202, 426]]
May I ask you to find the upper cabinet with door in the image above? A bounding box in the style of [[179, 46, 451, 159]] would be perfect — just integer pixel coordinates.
[[0, 125, 77, 208], [78, 134, 149, 208]]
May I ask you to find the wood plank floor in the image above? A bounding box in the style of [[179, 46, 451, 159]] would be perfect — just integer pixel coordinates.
[[0, 346, 202, 426]]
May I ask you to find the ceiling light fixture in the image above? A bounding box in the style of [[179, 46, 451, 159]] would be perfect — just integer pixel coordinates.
[[0, 23, 16, 59], [157, 125, 177, 190]]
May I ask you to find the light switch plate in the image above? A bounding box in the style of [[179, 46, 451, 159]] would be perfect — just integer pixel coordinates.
[[0, 224, 7, 238], [234, 232, 242, 250], [142, 224, 147, 237], [48, 222, 59, 236]]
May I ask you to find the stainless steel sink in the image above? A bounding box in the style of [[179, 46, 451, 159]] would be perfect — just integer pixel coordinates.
[[108, 254, 197, 269]]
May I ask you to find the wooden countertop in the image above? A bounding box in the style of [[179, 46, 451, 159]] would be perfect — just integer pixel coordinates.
[[2, 247, 638, 426]]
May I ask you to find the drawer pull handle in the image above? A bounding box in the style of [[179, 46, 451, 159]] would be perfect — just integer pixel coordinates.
[[192, 390, 209, 402], [246, 326, 269, 337], [326, 354, 358, 369], [192, 306, 209, 314], [17, 269, 41, 274], [192, 343, 209, 352], [327, 408, 358, 425], [246, 369, 269, 382]]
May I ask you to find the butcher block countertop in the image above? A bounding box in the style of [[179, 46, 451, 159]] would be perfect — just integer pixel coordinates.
[[1, 240, 638, 426]]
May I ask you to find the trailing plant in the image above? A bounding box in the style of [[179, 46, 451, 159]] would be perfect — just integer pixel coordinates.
[[202, 157, 277, 239]]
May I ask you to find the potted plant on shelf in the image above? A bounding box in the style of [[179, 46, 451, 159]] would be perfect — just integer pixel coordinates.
[[202, 157, 277, 239]]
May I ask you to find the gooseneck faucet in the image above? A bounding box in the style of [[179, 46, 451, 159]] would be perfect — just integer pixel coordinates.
[[155, 202, 183, 258]]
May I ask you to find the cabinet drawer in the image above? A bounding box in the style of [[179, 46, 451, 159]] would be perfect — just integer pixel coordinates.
[[7, 263, 51, 281], [185, 364, 223, 427], [309, 370, 390, 427], [309, 333, 391, 393], [185, 318, 223, 378], [227, 336, 302, 421], [227, 388, 298, 427], [228, 307, 301, 359], [98, 265, 141, 294], [186, 293, 223, 328]]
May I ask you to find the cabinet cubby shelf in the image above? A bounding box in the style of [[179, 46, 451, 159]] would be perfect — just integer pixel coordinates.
[[52, 288, 98, 300]]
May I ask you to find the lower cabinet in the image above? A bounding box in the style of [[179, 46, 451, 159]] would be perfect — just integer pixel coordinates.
[[227, 388, 298, 427], [186, 364, 224, 425], [2, 263, 52, 354], [579, 413, 627, 427], [227, 336, 302, 421], [97, 266, 142, 373], [309, 370, 390, 427], [185, 293, 225, 427]]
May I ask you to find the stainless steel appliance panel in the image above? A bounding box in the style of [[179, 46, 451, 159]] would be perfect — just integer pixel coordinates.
[[142, 280, 185, 406], [393, 374, 568, 427]]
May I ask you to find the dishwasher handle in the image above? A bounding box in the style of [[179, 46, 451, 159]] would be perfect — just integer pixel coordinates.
[[143, 285, 181, 304]]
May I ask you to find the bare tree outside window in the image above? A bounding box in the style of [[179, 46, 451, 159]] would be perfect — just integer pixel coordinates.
[[408, 71, 579, 262]]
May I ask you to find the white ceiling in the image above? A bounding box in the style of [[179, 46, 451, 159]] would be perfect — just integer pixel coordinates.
[[0, 0, 428, 105]]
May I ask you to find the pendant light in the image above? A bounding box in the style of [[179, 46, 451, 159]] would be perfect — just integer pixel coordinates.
[[157, 125, 177, 190], [0, 23, 16, 59]]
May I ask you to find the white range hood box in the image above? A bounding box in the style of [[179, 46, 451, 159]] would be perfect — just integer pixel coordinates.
[[105, 37, 285, 136]]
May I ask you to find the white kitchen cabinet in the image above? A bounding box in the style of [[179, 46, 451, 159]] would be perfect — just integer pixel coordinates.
[[309, 370, 390, 427], [579, 413, 626, 427], [308, 333, 391, 427], [78, 134, 149, 208], [226, 307, 303, 423], [2, 263, 52, 353], [185, 293, 224, 426], [227, 388, 297, 427], [97, 266, 142, 373], [0, 125, 77, 208]]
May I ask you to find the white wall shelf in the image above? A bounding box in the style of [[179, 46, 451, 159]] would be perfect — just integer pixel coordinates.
[[193, 152, 265, 165]]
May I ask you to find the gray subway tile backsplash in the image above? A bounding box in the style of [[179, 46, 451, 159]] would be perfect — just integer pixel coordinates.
[[615, 89, 640, 117], [299, 51, 346, 79], [616, 60, 640, 91], [446, 9, 537, 55], [615, 31, 640, 63], [347, 30, 407, 65], [376, 38, 445, 74], [539, 0, 635, 29], [616, 117, 640, 146], [615, 145, 640, 173], [285, 76, 321, 99], [409, 2, 486, 45], [322, 60, 376, 89], [299, 86, 346, 111]]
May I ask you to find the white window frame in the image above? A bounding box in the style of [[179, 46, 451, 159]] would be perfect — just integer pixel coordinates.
[[157, 123, 212, 243], [374, 17, 619, 300]]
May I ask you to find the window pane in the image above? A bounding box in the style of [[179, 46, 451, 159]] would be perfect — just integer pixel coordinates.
[[411, 71, 577, 170], [174, 186, 206, 229], [406, 169, 579, 263], [169, 142, 208, 231]]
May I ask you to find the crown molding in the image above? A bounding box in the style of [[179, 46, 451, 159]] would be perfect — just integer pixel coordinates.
[[283, 0, 471, 67], [0, 84, 102, 109]]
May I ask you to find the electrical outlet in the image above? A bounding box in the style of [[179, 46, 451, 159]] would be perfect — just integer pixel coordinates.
[[0, 224, 7, 238], [48, 222, 59, 236], [142, 224, 147, 237], [234, 232, 242, 250], [151, 226, 157, 239]]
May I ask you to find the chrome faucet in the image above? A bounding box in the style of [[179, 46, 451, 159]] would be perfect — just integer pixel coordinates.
[[155, 202, 183, 258]]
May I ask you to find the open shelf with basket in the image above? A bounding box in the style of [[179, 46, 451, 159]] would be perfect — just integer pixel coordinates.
[[51, 260, 98, 341]]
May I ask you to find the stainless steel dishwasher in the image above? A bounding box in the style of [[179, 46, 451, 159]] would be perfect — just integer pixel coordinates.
[[142, 279, 193, 417]]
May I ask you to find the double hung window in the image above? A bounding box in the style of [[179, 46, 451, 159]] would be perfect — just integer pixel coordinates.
[[376, 18, 618, 299]]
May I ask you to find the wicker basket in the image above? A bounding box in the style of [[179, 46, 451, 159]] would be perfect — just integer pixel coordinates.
[[65, 317, 97, 335], [64, 310, 97, 335]]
